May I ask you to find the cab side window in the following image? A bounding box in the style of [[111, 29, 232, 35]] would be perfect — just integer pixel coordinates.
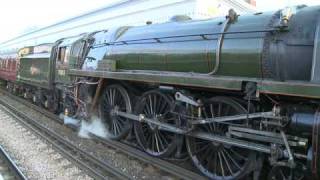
[[71, 41, 85, 67], [58, 47, 66, 63], [58, 46, 71, 64], [71, 42, 83, 57]]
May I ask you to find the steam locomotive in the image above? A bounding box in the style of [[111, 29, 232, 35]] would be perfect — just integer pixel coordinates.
[[1, 5, 320, 179]]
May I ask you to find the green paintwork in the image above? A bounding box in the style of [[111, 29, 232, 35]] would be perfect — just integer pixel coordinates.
[[258, 80, 320, 99], [55, 35, 87, 86], [102, 11, 275, 77], [17, 53, 52, 89], [68, 69, 320, 99], [68, 69, 247, 90], [11, 6, 320, 100], [70, 7, 320, 99]]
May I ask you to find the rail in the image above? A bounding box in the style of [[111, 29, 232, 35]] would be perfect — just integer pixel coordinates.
[[0, 95, 130, 180], [0, 145, 27, 180], [0, 88, 206, 180]]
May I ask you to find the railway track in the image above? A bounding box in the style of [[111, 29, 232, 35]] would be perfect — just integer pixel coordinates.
[[0, 92, 131, 180], [0, 144, 26, 180], [0, 89, 207, 180]]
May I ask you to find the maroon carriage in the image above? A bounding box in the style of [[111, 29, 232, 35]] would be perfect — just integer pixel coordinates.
[[0, 53, 18, 82]]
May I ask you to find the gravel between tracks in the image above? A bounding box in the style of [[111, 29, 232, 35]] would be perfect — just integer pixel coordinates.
[[0, 108, 93, 180], [0, 94, 177, 180]]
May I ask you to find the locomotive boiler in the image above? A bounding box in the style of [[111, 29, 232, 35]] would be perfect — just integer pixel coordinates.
[[1, 5, 320, 180], [81, 5, 317, 81]]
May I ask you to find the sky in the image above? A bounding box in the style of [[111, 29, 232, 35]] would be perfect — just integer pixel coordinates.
[[0, 0, 119, 42], [0, 0, 319, 42]]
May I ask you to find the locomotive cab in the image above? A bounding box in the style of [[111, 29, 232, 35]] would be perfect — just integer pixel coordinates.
[[81, 30, 109, 71], [53, 34, 87, 86], [81, 27, 131, 72]]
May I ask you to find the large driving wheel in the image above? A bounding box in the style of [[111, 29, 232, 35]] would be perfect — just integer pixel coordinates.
[[99, 84, 132, 140], [268, 165, 304, 180], [134, 90, 179, 157], [186, 96, 255, 180]]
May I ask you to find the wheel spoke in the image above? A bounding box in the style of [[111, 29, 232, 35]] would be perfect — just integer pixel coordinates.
[[221, 149, 234, 176], [230, 149, 247, 161], [223, 148, 241, 170], [218, 152, 225, 177], [186, 97, 254, 179], [146, 134, 152, 147], [109, 89, 113, 105], [193, 142, 210, 155], [134, 91, 177, 157], [154, 132, 161, 152], [213, 152, 218, 175], [114, 89, 121, 105], [209, 104, 217, 131], [113, 120, 120, 135], [111, 89, 116, 105], [148, 95, 154, 116], [151, 133, 155, 152], [100, 85, 131, 140], [144, 100, 152, 115], [158, 97, 166, 114], [206, 150, 215, 172], [155, 131, 165, 150], [153, 94, 157, 116], [114, 119, 122, 135], [200, 145, 212, 162], [157, 131, 169, 146], [111, 121, 116, 135]]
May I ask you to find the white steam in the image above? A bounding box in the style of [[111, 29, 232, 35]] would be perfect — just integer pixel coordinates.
[[61, 112, 109, 139], [78, 115, 109, 139], [60, 113, 81, 126]]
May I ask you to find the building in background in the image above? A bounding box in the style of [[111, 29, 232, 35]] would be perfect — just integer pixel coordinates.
[[255, 0, 319, 12], [0, 0, 256, 53]]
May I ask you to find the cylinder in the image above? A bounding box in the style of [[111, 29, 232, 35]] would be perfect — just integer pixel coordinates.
[[289, 113, 314, 134]]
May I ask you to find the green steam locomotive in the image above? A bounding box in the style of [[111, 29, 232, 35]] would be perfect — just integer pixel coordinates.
[[1, 5, 320, 179]]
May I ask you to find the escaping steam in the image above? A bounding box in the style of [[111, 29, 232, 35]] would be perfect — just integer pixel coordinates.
[[59, 113, 81, 126], [78, 116, 109, 138], [60, 113, 109, 139]]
